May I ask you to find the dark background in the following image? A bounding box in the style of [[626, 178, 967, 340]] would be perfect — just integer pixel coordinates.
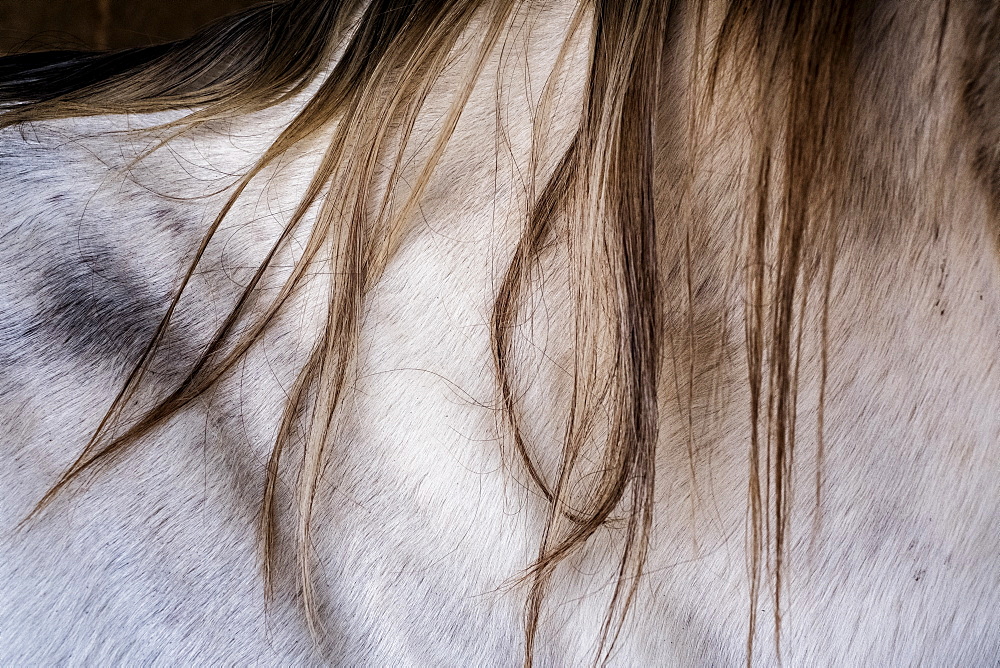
[[0, 0, 260, 54]]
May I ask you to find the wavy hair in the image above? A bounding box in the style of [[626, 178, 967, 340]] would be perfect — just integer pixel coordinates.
[[1, 0, 860, 664]]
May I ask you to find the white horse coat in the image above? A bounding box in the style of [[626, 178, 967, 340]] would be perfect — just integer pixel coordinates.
[[1, 0, 999, 664]]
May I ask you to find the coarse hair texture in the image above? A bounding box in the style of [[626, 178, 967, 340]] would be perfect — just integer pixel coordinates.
[[0, 0, 858, 664]]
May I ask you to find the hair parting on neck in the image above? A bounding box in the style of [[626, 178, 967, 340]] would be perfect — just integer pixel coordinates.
[[0, 0, 856, 664]]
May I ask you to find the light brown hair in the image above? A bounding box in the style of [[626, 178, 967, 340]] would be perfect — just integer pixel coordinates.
[[1, 0, 862, 664]]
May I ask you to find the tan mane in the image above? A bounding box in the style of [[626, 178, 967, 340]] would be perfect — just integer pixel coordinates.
[[1, 0, 979, 664]]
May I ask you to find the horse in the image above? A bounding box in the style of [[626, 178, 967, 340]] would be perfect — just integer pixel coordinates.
[[1, 0, 998, 664]]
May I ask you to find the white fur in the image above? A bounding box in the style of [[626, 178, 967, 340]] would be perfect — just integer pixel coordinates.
[[1, 1, 998, 665]]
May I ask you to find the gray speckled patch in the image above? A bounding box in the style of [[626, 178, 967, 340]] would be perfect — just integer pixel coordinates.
[[24, 242, 166, 368]]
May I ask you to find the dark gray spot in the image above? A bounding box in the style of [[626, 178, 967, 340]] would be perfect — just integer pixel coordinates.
[[25, 242, 181, 371], [152, 206, 189, 236]]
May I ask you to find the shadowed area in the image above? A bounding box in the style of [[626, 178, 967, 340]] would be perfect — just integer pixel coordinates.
[[0, 0, 258, 53]]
